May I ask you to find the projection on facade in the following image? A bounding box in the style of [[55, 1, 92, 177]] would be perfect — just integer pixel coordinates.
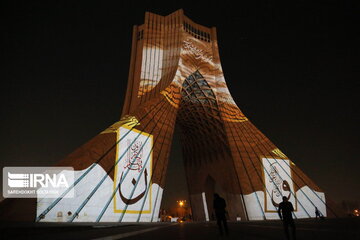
[[1, 10, 341, 222]]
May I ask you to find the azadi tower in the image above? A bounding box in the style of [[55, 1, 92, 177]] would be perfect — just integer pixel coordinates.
[[1, 10, 342, 222]]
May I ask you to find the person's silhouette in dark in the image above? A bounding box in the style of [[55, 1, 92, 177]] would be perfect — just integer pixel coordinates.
[[278, 196, 296, 240], [315, 207, 321, 219], [213, 193, 228, 236]]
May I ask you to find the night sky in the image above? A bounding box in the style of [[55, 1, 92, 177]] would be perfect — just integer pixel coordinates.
[[2, 1, 359, 209]]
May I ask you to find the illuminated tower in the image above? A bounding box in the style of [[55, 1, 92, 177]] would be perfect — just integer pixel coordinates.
[[1, 9, 341, 222]]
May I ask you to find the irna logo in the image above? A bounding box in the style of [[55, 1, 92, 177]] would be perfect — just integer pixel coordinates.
[[3, 167, 74, 198], [8, 172, 69, 188]]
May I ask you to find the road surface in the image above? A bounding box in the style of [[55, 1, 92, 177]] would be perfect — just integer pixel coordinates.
[[1, 218, 359, 240]]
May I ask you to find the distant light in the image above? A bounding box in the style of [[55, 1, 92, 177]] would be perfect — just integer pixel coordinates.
[[177, 200, 186, 207], [354, 209, 359, 217]]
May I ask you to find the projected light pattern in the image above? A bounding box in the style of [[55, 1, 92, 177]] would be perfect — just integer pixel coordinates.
[[7, 9, 338, 223]]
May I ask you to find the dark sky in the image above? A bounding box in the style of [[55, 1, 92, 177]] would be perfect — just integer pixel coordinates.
[[2, 1, 359, 208]]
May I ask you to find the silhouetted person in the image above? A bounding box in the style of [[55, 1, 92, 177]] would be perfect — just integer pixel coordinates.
[[213, 193, 228, 236], [278, 196, 296, 240], [315, 207, 321, 219]]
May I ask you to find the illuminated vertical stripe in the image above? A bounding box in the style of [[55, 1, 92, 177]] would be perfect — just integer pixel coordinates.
[[202, 192, 209, 221]]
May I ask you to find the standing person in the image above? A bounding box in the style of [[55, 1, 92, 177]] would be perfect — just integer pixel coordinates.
[[315, 207, 321, 219], [213, 193, 229, 236], [278, 196, 296, 240]]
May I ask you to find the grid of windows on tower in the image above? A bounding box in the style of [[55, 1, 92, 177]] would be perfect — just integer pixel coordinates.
[[137, 30, 144, 40], [183, 22, 211, 42]]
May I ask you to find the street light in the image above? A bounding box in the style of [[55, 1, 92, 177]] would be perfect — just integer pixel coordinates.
[[354, 209, 359, 217], [176, 200, 187, 222], [177, 200, 186, 207]]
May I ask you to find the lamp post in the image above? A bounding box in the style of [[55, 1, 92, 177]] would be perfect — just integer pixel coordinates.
[[176, 200, 187, 220]]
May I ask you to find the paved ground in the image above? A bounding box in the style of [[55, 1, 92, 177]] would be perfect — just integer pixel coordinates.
[[1, 218, 359, 240]]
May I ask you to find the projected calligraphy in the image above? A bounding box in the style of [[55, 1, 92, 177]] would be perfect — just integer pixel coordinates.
[[114, 126, 153, 213], [263, 158, 297, 212]]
